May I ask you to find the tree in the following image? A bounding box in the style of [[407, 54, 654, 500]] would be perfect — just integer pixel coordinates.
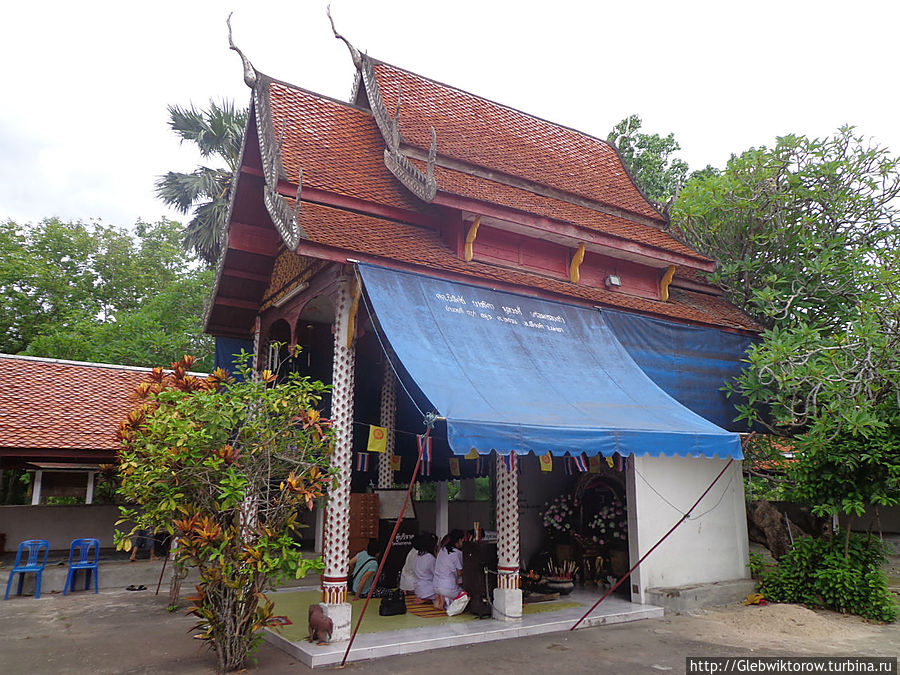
[[672, 127, 900, 524], [0, 218, 200, 356], [116, 354, 334, 672], [24, 269, 216, 371], [155, 100, 247, 265], [608, 114, 689, 206]]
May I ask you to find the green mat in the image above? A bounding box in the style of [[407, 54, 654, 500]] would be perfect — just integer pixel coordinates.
[[270, 590, 583, 643]]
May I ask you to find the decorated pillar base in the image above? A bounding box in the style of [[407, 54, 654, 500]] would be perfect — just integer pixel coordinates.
[[492, 587, 523, 621], [320, 601, 352, 642]]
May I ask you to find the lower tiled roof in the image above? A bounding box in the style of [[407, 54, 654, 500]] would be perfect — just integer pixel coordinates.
[[295, 202, 760, 332], [0, 356, 149, 453]]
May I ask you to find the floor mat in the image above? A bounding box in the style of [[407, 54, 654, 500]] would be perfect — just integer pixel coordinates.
[[405, 595, 447, 618]]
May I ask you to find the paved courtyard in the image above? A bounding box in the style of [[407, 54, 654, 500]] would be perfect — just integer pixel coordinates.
[[0, 586, 897, 674]]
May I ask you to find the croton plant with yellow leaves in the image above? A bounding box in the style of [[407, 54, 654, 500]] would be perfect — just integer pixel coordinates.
[[115, 349, 334, 672]]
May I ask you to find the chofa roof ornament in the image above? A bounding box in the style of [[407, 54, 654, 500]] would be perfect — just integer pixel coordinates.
[[328, 6, 438, 203], [226, 13, 303, 251], [227, 13, 258, 89]]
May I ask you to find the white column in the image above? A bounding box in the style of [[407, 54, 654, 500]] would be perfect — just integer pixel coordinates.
[[31, 470, 43, 506], [436, 481, 449, 537], [493, 454, 522, 620], [377, 360, 397, 489], [313, 502, 324, 554], [85, 471, 95, 505], [320, 278, 357, 641]]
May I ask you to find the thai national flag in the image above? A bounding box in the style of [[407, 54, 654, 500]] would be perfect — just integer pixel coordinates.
[[502, 452, 517, 474], [565, 457, 574, 475], [356, 453, 369, 472], [572, 453, 588, 472], [417, 434, 432, 477]]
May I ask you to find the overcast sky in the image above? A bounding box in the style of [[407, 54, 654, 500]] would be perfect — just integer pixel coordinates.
[[2, 1, 898, 229]]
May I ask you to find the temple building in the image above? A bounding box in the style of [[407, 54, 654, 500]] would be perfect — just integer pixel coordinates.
[[206, 27, 760, 640]]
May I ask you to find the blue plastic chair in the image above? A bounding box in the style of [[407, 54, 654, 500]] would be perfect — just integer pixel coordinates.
[[4, 539, 50, 600], [63, 538, 100, 595]]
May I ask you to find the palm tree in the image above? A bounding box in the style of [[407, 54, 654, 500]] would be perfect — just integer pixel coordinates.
[[155, 100, 247, 265]]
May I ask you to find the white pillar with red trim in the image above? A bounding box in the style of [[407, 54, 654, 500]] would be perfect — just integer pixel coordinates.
[[493, 452, 522, 620], [320, 277, 357, 640]]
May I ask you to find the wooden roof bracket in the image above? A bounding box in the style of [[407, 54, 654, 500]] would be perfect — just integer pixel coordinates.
[[660, 265, 677, 301], [228, 13, 304, 251], [569, 243, 586, 283], [329, 7, 437, 203], [464, 216, 482, 262]]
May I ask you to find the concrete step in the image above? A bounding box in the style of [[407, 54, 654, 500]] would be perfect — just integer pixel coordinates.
[[645, 578, 757, 614]]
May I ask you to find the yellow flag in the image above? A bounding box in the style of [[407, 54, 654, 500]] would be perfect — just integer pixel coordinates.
[[464, 447, 479, 460], [367, 425, 387, 453], [539, 452, 553, 472], [389, 454, 402, 471], [589, 455, 603, 474], [449, 457, 461, 476]]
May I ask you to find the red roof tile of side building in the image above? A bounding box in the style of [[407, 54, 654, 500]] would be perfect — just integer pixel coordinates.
[[368, 61, 664, 223], [292, 200, 761, 332], [0, 355, 154, 462]]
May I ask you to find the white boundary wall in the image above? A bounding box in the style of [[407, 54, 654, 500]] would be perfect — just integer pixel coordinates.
[[627, 455, 748, 603]]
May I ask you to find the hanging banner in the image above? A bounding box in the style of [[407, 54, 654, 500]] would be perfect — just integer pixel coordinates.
[[540, 452, 553, 472], [572, 453, 588, 472], [449, 457, 460, 476], [474, 456, 484, 475], [589, 455, 603, 473], [389, 454, 402, 471], [367, 425, 387, 453], [464, 448, 479, 460]]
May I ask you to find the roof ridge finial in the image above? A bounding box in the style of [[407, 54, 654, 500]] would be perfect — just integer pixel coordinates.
[[227, 12, 258, 88], [327, 5, 362, 69]]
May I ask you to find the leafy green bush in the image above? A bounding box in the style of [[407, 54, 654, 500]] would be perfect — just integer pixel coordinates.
[[759, 532, 897, 622], [747, 551, 767, 579]]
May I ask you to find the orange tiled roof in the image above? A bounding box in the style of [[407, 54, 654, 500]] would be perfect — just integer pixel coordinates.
[[370, 61, 664, 222], [295, 201, 760, 331], [269, 82, 422, 212], [0, 356, 148, 454]]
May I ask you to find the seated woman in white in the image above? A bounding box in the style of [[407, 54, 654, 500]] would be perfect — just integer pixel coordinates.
[[432, 529, 465, 610], [413, 532, 438, 603]]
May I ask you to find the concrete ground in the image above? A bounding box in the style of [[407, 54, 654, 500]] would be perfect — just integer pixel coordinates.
[[0, 585, 897, 674]]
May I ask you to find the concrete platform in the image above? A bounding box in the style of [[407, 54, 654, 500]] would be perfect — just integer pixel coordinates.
[[264, 588, 663, 668], [645, 578, 757, 613], [0, 556, 187, 597]]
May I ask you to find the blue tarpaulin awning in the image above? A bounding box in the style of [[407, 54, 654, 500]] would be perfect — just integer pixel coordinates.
[[357, 264, 742, 460]]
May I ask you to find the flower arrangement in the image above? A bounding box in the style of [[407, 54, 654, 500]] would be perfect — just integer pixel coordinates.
[[541, 493, 578, 538], [586, 497, 628, 546]]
